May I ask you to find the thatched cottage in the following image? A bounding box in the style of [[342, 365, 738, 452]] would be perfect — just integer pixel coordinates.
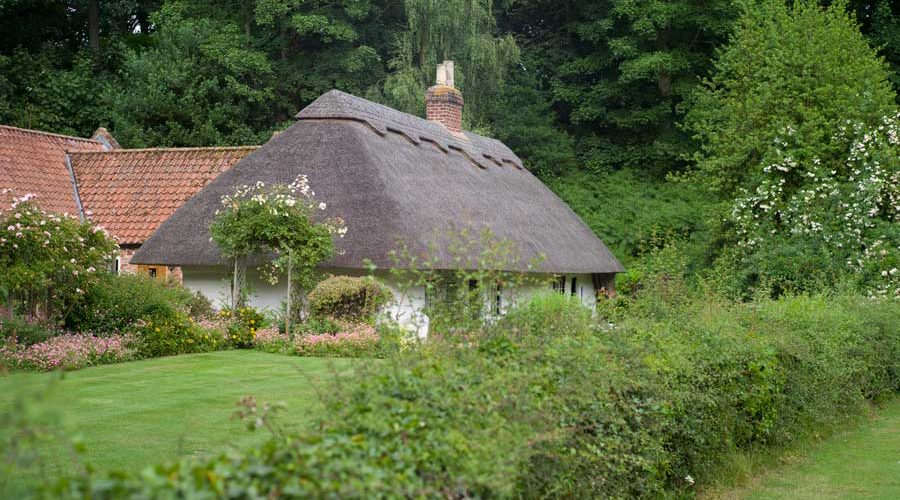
[[132, 63, 623, 334]]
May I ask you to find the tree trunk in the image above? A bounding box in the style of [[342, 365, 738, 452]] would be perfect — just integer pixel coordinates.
[[6, 291, 12, 320], [88, 0, 100, 56], [285, 253, 293, 335], [232, 258, 242, 310]]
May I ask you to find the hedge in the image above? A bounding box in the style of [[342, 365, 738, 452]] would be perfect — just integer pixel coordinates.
[[49, 292, 899, 498]]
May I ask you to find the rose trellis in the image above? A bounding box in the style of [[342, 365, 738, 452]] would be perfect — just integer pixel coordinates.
[[210, 176, 346, 333]]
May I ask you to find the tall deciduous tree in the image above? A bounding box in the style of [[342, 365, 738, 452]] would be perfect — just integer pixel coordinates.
[[503, 0, 737, 175], [684, 0, 899, 295], [383, 0, 518, 127], [684, 0, 896, 196], [104, 3, 277, 147]]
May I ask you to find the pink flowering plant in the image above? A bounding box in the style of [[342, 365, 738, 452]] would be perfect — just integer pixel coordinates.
[[252, 319, 384, 358], [293, 322, 379, 358], [0, 332, 136, 371], [0, 194, 118, 321]]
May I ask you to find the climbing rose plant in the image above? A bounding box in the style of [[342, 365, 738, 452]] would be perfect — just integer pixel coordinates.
[[728, 114, 900, 298], [210, 176, 346, 329], [0, 193, 118, 319]]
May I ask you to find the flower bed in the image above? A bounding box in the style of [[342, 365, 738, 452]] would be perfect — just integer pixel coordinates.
[[294, 323, 379, 358], [253, 321, 381, 358], [1, 333, 136, 371]]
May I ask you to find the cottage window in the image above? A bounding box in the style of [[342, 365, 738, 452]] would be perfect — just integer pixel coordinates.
[[570, 276, 577, 296], [552, 275, 566, 294], [148, 267, 157, 278], [493, 282, 502, 315]]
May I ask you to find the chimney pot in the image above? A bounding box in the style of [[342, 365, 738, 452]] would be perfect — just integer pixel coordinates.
[[436, 63, 447, 85]]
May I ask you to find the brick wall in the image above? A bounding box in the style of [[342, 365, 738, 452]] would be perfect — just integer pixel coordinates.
[[117, 245, 183, 283]]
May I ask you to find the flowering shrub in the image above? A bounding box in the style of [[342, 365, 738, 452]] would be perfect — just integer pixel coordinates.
[[0, 333, 136, 371], [0, 195, 117, 320], [293, 322, 379, 358], [251, 320, 388, 358], [252, 327, 291, 353], [133, 312, 225, 358], [727, 115, 900, 296], [218, 306, 266, 348]]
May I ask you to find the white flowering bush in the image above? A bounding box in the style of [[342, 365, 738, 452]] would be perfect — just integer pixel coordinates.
[[0, 194, 118, 321], [727, 115, 900, 297], [210, 176, 346, 330]]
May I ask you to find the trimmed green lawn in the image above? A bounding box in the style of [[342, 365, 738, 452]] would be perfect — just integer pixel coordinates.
[[0, 351, 352, 488], [713, 398, 900, 499]]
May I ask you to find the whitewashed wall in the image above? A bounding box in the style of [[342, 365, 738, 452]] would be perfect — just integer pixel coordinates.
[[181, 266, 599, 337]]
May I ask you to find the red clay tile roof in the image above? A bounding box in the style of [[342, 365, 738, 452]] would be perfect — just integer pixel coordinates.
[[0, 125, 107, 214], [71, 147, 258, 245]]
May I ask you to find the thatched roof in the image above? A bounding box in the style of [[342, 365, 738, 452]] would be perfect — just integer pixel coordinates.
[[132, 90, 623, 274]]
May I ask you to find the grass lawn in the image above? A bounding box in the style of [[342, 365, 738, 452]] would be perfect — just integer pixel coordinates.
[[0, 351, 353, 491], [709, 398, 900, 499]]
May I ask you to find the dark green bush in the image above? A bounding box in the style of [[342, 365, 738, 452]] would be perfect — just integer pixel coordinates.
[[307, 276, 392, 321], [293, 316, 341, 335], [0, 317, 56, 346], [49, 291, 900, 498], [65, 274, 199, 334]]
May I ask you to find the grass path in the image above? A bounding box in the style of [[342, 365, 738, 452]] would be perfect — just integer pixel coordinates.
[[712, 398, 900, 499], [0, 351, 353, 491]]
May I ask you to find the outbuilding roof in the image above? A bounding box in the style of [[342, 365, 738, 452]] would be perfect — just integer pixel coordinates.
[[0, 125, 107, 214], [71, 147, 257, 245], [132, 90, 624, 274]]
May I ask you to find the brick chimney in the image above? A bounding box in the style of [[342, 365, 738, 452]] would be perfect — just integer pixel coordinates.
[[426, 60, 464, 133]]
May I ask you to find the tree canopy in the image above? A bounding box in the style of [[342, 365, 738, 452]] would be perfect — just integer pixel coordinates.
[[2, 0, 900, 297]]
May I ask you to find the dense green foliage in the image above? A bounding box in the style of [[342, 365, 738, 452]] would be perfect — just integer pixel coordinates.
[[66, 273, 203, 333], [45, 285, 899, 497], [684, 0, 900, 296], [3, 1, 900, 300]]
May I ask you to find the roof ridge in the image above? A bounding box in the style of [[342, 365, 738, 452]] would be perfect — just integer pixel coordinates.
[[0, 124, 101, 143], [67, 145, 260, 154], [296, 90, 523, 169]]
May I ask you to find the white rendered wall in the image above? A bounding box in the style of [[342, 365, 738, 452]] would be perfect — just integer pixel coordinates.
[[181, 266, 599, 337]]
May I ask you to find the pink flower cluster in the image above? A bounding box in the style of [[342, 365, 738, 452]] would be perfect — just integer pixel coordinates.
[[254, 327, 289, 345], [294, 323, 378, 357], [1, 333, 136, 371]]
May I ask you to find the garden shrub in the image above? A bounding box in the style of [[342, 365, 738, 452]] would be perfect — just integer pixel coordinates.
[[66, 274, 199, 334], [293, 322, 379, 358], [307, 276, 392, 322], [0, 317, 56, 346], [293, 316, 341, 335], [218, 306, 267, 348], [47, 291, 900, 498], [132, 311, 223, 358]]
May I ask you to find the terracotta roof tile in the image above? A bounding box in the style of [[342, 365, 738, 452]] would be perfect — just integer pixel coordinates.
[[0, 125, 106, 214], [71, 147, 257, 245]]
